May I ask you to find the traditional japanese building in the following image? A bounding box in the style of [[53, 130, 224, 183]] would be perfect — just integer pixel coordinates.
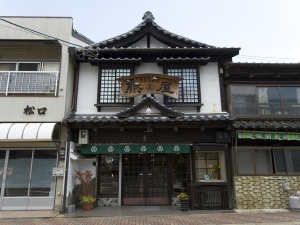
[[0, 17, 92, 211], [65, 12, 240, 209], [224, 62, 300, 209]]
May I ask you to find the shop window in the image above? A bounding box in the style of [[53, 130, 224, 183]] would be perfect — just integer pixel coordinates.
[[4, 150, 32, 197], [99, 155, 119, 197], [230, 85, 300, 116], [194, 151, 225, 180], [166, 68, 199, 104], [98, 68, 131, 104], [173, 154, 190, 196], [29, 150, 56, 196], [0, 151, 6, 194], [236, 149, 300, 175], [3, 149, 57, 197]]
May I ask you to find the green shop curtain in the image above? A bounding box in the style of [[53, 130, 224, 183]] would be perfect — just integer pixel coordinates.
[[81, 144, 190, 154]]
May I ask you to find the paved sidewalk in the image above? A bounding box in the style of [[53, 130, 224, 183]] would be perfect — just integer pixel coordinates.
[[0, 207, 300, 225]]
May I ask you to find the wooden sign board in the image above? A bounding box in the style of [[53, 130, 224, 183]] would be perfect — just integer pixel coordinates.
[[117, 73, 183, 99]]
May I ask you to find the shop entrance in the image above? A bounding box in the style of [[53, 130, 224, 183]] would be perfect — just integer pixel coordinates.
[[122, 154, 169, 205], [0, 149, 56, 210]]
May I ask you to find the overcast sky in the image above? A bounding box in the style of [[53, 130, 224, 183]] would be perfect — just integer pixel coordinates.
[[1, 0, 300, 63]]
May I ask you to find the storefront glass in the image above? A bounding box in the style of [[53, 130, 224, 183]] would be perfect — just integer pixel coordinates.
[[29, 150, 56, 196], [4, 150, 32, 197]]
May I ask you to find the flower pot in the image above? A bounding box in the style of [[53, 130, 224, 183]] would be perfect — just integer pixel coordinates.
[[82, 202, 94, 210], [180, 199, 189, 211], [214, 172, 220, 180]]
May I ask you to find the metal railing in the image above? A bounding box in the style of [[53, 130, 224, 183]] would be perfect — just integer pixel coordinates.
[[189, 182, 229, 210], [0, 71, 59, 96]]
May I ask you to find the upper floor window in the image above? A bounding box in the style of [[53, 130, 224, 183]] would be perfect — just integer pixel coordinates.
[[230, 85, 300, 116], [0, 62, 60, 96], [99, 68, 131, 104], [166, 68, 199, 103]]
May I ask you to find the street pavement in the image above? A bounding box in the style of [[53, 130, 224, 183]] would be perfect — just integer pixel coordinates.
[[0, 208, 300, 225]]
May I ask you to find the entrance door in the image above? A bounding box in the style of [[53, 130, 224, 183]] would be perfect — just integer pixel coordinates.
[[0, 150, 56, 210], [122, 154, 169, 205]]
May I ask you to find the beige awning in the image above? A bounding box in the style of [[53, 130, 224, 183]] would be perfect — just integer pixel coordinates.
[[0, 123, 57, 142]]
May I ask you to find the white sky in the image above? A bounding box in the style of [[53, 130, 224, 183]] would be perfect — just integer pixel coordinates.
[[1, 0, 300, 63]]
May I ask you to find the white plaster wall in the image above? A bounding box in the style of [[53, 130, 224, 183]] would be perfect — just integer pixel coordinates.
[[130, 36, 147, 48], [134, 63, 164, 104], [150, 36, 169, 48], [71, 159, 97, 186], [199, 62, 222, 113], [76, 63, 98, 113]]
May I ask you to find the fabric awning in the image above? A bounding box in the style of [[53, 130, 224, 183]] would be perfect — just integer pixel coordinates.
[[0, 123, 57, 142], [81, 144, 190, 154]]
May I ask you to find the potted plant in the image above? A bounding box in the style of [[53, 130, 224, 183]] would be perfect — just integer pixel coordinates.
[[75, 170, 96, 210], [177, 192, 190, 211], [211, 164, 222, 180]]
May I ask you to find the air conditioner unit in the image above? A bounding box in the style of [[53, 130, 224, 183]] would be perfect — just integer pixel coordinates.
[[78, 129, 89, 144]]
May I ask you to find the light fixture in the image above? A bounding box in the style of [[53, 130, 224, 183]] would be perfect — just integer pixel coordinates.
[[174, 125, 178, 132], [146, 105, 151, 114]]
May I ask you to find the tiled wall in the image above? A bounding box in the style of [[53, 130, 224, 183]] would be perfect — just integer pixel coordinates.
[[234, 176, 300, 209]]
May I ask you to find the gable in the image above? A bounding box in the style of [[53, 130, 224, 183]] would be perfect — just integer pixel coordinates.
[[116, 97, 184, 118], [91, 11, 214, 49], [129, 35, 170, 48]]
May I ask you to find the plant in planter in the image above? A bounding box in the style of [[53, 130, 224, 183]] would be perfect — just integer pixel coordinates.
[[75, 170, 96, 210], [177, 192, 190, 211]]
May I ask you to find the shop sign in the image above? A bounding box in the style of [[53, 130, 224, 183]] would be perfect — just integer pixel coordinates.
[[24, 105, 47, 115], [117, 73, 182, 99], [81, 144, 190, 154], [237, 130, 300, 141]]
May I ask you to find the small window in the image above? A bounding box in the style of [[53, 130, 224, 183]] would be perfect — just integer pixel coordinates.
[[0, 63, 16, 71], [18, 63, 40, 71], [99, 68, 131, 104], [167, 68, 199, 103], [194, 151, 225, 180], [236, 148, 300, 175]]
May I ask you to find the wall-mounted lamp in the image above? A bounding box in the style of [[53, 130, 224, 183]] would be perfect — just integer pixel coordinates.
[[145, 124, 153, 132], [146, 105, 151, 114], [174, 125, 178, 132], [219, 68, 224, 74]]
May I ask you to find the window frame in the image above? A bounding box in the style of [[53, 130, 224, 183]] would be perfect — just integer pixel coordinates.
[[95, 64, 134, 111], [229, 84, 300, 117], [163, 64, 202, 109], [0, 61, 60, 96], [235, 147, 300, 176]]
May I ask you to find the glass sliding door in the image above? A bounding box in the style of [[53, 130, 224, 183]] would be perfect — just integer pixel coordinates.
[[1, 149, 57, 210], [29, 150, 56, 197], [4, 150, 32, 197], [0, 151, 6, 199]]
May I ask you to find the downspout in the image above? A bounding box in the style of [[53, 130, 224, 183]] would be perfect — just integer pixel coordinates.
[[61, 127, 71, 214], [61, 47, 80, 213]]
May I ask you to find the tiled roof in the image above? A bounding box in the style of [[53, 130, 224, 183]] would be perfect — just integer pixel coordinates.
[[66, 113, 234, 125], [156, 57, 210, 65], [116, 97, 183, 118], [233, 120, 300, 130], [90, 11, 215, 49], [88, 57, 142, 65]]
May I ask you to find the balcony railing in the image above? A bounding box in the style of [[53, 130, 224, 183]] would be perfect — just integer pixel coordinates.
[[0, 71, 59, 96]]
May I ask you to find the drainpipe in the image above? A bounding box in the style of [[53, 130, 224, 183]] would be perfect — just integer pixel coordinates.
[[61, 127, 71, 214]]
